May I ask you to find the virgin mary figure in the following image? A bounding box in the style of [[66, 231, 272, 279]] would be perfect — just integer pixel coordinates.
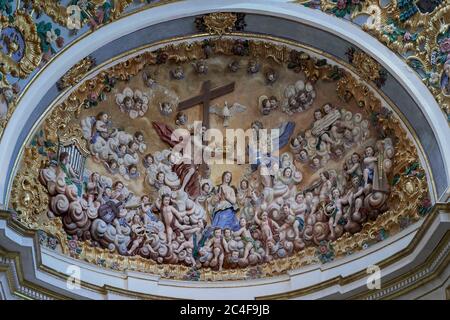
[[211, 171, 240, 231]]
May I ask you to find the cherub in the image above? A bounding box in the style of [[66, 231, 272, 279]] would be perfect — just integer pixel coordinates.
[[94, 112, 111, 141], [111, 181, 126, 203], [342, 129, 355, 149], [127, 214, 146, 255], [205, 228, 229, 271], [265, 68, 277, 85], [140, 195, 158, 225], [160, 194, 188, 245], [128, 165, 140, 180], [259, 95, 278, 116], [237, 179, 252, 207], [143, 153, 154, 169], [345, 175, 364, 221], [233, 218, 255, 262], [159, 102, 174, 116], [319, 171, 333, 202], [327, 188, 345, 234], [228, 60, 240, 72], [133, 131, 147, 154], [247, 60, 260, 74], [260, 97, 273, 116], [296, 149, 309, 163], [142, 71, 156, 88], [282, 203, 302, 239], [175, 112, 187, 126], [112, 202, 131, 236], [115, 88, 149, 119], [153, 171, 166, 189], [174, 232, 194, 253], [170, 66, 185, 80], [332, 146, 344, 160], [363, 146, 378, 188], [197, 181, 214, 213], [101, 186, 113, 204], [273, 166, 299, 199], [105, 159, 119, 175], [227, 250, 241, 267], [115, 144, 127, 160], [345, 152, 363, 179], [192, 59, 208, 74], [254, 211, 280, 245], [291, 192, 308, 217], [278, 212, 296, 243], [310, 157, 322, 170]]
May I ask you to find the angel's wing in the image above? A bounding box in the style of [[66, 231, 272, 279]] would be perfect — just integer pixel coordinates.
[[230, 102, 247, 116], [115, 93, 125, 106], [209, 104, 223, 117]]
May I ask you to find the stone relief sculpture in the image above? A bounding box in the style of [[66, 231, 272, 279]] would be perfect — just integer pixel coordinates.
[[10, 39, 430, 280]]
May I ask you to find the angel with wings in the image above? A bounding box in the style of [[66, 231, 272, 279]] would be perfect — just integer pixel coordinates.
[[115, 87, 150, 119], [209, 101, 247, 127]]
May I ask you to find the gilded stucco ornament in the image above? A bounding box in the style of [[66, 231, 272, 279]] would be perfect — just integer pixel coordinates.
[[57, 56, 96, 90], [30, 0, 134, 29], [0, 10, 42, 138], [346, 48, 387, 87], [9, 38, 431, 280], [195, 12, 246, 36], [296, 0, 450, 122], [202, 13, 237, 36]]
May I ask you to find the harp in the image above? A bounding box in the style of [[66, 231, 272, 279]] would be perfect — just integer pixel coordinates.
[[57, 137, 89, 181]]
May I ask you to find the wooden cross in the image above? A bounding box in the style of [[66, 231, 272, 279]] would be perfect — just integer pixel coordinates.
[[178, 80, 235, 177], [178, 80, 235, 130]]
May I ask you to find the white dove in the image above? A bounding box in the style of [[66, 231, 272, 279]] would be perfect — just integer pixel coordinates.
[[209, 101, 247, 127]]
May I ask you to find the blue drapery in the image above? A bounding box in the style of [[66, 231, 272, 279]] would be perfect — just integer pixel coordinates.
[[211, 207, 240, 231]]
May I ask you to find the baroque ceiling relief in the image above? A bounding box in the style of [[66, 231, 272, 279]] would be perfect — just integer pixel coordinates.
[[0, 1, 447, 143], [9, 30, 432, 281]]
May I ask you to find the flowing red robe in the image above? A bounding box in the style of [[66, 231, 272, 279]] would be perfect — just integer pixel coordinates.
[[152, 121, 200, 199]]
